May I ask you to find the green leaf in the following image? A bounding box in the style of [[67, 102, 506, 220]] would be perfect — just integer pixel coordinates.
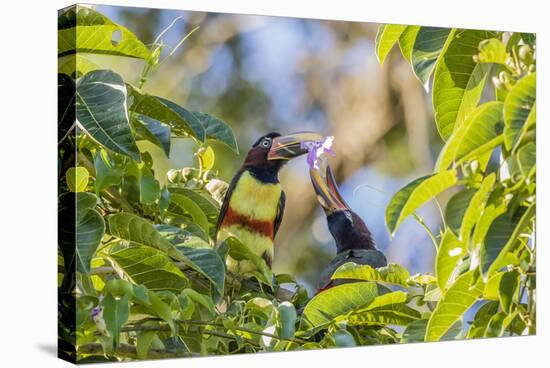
[[178, 246, 225, 300], [277, 301, 297, 340], [331, 262, 410, 286], [300, 282, 382, 331], [59, 193, 105, 274], [484, 204, 535, 278], [517, 142, 536, 177], [433, 30, 497, 140], [375, 24, 408, 64], [435, 102, 504, 171], [180, 288, 216, 318], [168, 188, 220, 226], [66, 166, 89, 192], [102, 293, 130, 349], [58, 7, 150, 59], [435, 230, 466, 291], [467, 301, 499, 338], [386, 170, 457, 235], [425, 270, 484, 341], [499, 269, 520, 314], [402, 319, 462, 343], [191, 112, 239, 154], [199, 146, 215, 171], [348, 291, 421, 326], [136, 331, 156, 360], [444, 189, 476, 234], [76, 70, 140, 161], [168, 193, 210, 234], [127, 84, 205, 141], [398, 26, 420, 63], [133, 115, 171, 156], [140, 175, 161, 205], [460, 173, 496, 241], [94, 150, 122, 193], [504, 73, 536, 150], [331, 330, 356, 347], [411, 27, 453, 90], [477, 38, 508, 65], [58, 55, 101, 78], [109, 245, 188, 292], [225, 236, 272, 285]]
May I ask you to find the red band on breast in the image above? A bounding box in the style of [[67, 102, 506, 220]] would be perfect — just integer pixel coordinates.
[[220, 206, 275, 239]]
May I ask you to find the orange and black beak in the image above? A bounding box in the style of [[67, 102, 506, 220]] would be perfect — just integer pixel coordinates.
[[310, 165, 350, 215], [267, 132, 324, 161]]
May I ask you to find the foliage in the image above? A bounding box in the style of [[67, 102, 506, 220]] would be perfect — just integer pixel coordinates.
[[58, 6, 536, 363]]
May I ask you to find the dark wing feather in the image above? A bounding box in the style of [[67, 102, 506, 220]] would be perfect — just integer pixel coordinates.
[[215, 168, 244, 239], [273, 190, 286, 236]]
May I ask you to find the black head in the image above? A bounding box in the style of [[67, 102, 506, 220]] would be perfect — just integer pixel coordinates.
[[310, 165, 376, 252], [327, 210, 375, 253], [243, 132, 324, 180]]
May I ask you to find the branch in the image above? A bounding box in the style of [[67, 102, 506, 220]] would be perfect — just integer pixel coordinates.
[[78, 343, 196, 359]]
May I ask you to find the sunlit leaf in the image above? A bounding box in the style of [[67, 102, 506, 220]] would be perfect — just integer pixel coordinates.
[[398, 26, 420, 63], [58, 6, 150, 59], [386, 170, 457, 235], [477, 38, 508, 65], [504, 72, 536, 150], [435, 230, 466, 291], [433, 30, 497, 140], [66, 166, 89, 192], [375, 24, 408, 64], [331, 262, 409, 287], [411, 27, 453, 90]]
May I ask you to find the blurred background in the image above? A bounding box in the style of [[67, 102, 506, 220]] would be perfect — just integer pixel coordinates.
[[94, 4, 450, 292]]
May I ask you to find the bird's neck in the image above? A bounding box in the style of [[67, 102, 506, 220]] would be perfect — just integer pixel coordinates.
[[335, 228, 376, 253], [245, 165, 280, 184]]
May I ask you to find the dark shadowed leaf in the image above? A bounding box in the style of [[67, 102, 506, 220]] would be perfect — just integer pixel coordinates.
[[133, 115, 171, 156], [76, 70, 140, 161], [444, 189, 476, 234], [411, 27, 453, 90], [192, 112, 239, 153], [58, 73, 75, 141]]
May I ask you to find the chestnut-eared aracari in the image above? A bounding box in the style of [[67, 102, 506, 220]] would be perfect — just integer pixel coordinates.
[[216, 132, 323, 274], [310, 165, 387, 290]]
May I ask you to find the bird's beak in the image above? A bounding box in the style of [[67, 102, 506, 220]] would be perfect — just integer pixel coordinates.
[[267, 132, 324, 160], [310, 165, 349, 215]]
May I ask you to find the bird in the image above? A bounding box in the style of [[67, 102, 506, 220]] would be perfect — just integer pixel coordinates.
[[310, 165, 387, 291], [216, 131, 323, 275]]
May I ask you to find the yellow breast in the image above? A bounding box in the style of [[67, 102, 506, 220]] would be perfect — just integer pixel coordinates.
[[228, 171, 282, 221]]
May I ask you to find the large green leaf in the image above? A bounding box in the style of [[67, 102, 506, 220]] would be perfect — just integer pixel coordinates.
[[517, 142, 536, 177], [102, 293, 130, 350], [375, 24, 408, 64], [178, 246, 225, 300], [503, 73, 536, 150], [58, 6, 150, 59], [277, 302, 297, 340], [498, 269, 520, 314], [397, 26, 420, 63], [460, 174, 496, 242], [347, 291, 421, 326], [433, 30, 497, 140], [467, 301, 499, 338], [109, 245, 188, 292], [331, 262, 410, 287], [411, 27, 453, 90], [76, 70, 140, 161], [59, 192, 105, 274], [483, 204, 535, 278], [108, 213, 223, 295], [168, 188, 220, 225], [132, 115, 171, 156], [167, 193, 210, 234], [386, 170, 457, 235], [300, 282, 382, 331], [444, 189, 476, 234], [192, 112, 239, 154], [402, 319, 463, 343], [127, 84, 205, 141], [436, 102, 504, 170], [435, 230, 466, 291], [425, 270, 484, 341]]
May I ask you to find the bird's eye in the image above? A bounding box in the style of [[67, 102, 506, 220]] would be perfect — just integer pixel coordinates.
[[261, 139, 271, 148]]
